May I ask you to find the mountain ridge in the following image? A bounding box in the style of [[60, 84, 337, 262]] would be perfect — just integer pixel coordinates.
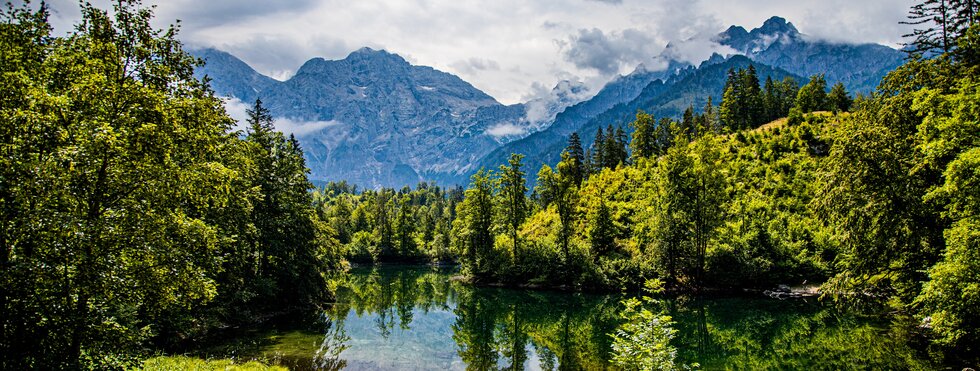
[[194, 16, 905, 188]]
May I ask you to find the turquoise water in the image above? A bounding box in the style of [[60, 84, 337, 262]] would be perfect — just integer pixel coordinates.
[[201, 266, 940, 370]]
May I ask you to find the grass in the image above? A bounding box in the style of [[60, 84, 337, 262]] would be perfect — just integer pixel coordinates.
[[142, 356, 288, 370]]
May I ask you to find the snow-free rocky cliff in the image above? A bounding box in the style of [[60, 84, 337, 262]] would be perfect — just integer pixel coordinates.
[[194, 47, 531, 188]]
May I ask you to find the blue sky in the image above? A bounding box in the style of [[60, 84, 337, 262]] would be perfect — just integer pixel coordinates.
[[39, 0, 915, 104]]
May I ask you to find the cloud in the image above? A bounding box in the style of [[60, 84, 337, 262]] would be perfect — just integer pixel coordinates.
[[40, 0, 916, 105], [486, 123, 528, 138], [562, 28, 657, 75], [522, 79, 593, 126], [221, 97, 340, 137], [274, 118, 342, 137], [449, 58, 502, 75]]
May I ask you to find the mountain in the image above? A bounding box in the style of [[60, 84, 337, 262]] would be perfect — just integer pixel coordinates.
[[475, 55, 801, 181], [194, 47, 528, 188], [194, 16, 905, 189], [716, 16, 904, 94], [473, 16, 904, 184]]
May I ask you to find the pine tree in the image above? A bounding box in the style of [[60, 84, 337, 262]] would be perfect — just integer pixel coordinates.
[[565, 132, 586, 185], [720, 67, 765, 130], [630, 111, 657, 160], [590, 198, 616, 258], [591, 128, 606, 172], [762, 76, 778, 122], [720, 68, 741, 131], [903, 0, 957, 55], [827, 82, 853, 113], [394, 195, 416, 257], [796, 74, 828, 113], [743, 65, 765, 128], [613, 126, 629, 167], [654, 118, 674, 155], [603, 125, 619, 169], [681, 105, 696, 137]]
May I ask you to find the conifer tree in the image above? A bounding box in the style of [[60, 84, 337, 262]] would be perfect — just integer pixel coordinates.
[[590, 198, 616, 258], [630, 111, 657, 160], [903, 0, 957, 54], [591, 128, 606, 172], [796, 74, 829, 113], [565, 132, 586, 185], [827, 82, 853, 113], [681, 105, 696, 137]]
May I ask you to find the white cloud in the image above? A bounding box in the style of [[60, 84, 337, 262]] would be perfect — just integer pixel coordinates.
[[221, 97, 341, 137], [486, 123, 528, 138], [41, 0, 915, 105]]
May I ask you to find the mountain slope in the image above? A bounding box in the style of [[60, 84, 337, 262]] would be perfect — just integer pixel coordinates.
[[716, 16, 904, 94], [194, 47, 528, 188], [476, 56, 801, 180], [473, 16, 903, 184]]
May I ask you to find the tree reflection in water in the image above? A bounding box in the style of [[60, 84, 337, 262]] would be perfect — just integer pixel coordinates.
[[238, 266, 941, 370]]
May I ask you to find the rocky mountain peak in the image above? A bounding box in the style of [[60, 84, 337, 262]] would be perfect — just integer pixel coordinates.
[[756, 16, 798, 37]]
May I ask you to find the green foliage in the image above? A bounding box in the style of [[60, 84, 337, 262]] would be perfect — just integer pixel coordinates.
[[498, 154, 529, 265], [610, 280, 681, 371], [827, 82, 853, 113], [311, 182, 461, 264], [795, 74, 828, 113], [457, 170, 497, 279], [142, 356, 287, 371], [911, 69, 980, 350], [720, 65, 765, 130], [631, 110, 658, 160], [0, 2, 342, 367]]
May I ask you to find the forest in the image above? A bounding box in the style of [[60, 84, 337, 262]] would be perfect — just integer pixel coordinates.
[[2, 0, 979, 369]]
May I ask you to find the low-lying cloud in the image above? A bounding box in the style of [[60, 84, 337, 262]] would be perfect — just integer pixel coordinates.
[[486, 123, 528, 138], [222, 97, 341, 137]]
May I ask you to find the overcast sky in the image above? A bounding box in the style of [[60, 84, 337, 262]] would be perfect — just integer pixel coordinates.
[[38, 0, 915, 105]]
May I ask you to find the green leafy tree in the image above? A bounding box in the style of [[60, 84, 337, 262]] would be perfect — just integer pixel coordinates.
[[912, 69, 980, 348], [0, 1, 243, 366], [457, 169, 496, 279], [796, 74, 828, 113], [610, 280, 679, 371], [499, 154, 529, 265], [827, 82, 853, 113], [537, 154, 580, 265]]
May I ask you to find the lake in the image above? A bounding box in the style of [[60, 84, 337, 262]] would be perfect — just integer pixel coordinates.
[[196, 266, 940, 370]]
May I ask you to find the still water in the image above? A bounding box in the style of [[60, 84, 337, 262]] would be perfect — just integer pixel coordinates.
[[199, 266, 939, 370]]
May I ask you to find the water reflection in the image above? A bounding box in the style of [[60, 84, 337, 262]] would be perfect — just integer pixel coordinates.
[[197, 266, 940, 370], [326, 266, 619, 370]]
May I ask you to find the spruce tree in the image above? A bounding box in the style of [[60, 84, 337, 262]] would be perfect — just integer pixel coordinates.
[[630, 111, 657, 160], [590, 199, 616, 258], [827, 82, 853, 113], [591, 128, 606, 172], [565, 132, 586, 185], [796, 74, 829, 113]]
